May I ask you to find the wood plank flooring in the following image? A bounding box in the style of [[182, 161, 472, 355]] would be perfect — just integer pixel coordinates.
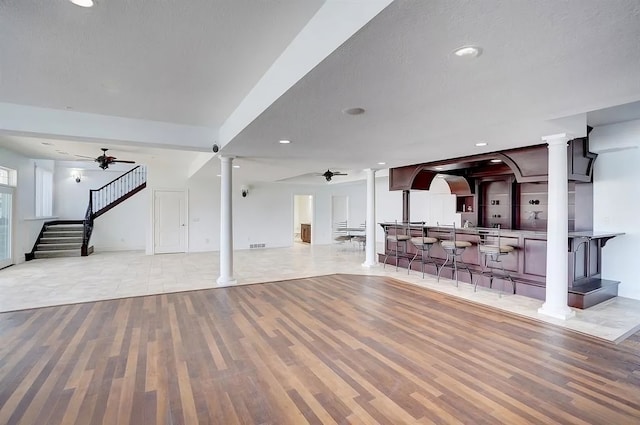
[[1, 274, 639, 424]]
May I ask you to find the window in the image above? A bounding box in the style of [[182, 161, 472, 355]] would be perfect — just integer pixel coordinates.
[[0, 166, 16, 187], [35, 166, 53, 217]]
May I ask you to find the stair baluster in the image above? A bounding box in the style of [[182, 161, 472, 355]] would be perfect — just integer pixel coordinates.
[[26, 166, 147, 260]]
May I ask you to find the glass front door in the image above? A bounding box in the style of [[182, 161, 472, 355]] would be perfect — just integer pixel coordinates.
[[0, 186, 13, 269]]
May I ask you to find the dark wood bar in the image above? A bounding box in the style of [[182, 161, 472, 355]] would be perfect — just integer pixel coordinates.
[[379, 224, 622, 308], [380, 135, 624, 309]]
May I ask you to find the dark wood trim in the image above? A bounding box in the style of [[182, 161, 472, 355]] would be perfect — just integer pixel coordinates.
[[92, 182, 146, 219], [402, 190, 410, 222], [389, 139, 597, 191], [92, 165, 144, 192]]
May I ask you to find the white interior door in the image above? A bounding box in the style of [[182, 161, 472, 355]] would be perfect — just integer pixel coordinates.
[[0, 186, 14, 269], [154, 190, 186, 254]]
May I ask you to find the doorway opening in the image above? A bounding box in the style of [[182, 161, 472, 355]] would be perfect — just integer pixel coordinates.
[[293, 195, 313, 244]]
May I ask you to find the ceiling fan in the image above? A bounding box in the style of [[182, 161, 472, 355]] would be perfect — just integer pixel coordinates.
[[318, 169, 348, 182], [93, 148, 135, 170]]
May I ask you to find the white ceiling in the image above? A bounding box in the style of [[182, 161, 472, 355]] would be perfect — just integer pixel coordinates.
[[0, 0, 323, 127], [1, 0, 640, 185]]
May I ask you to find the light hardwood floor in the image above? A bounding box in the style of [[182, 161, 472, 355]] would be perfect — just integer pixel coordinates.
[[1, 274, 639, 424]]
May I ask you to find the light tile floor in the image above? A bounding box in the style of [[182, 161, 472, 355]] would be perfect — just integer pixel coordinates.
[[2, 242, 639, 343]]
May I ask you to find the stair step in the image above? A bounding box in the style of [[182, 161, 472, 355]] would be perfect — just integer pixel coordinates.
[[37, 243, 82, 251], [43, 231, 83, 238], [34, 249, 81, 259], [45, 224, 83, 231], [568, 278, 619, 309], [40, 237, 83, 244]]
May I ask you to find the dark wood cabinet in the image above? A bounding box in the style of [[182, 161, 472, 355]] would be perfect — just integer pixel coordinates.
[[382, 137, 620, 309], [301, 223, 311, 243]]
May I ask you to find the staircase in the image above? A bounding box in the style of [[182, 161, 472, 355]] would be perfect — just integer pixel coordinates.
[[26, 166, 146, 261], [34, 223, 85, 259]]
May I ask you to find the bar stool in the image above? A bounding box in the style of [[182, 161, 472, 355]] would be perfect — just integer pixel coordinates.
[[383, 221, 411, 271], [436, 222, 473, 286], [408, 224, 438, 278], [475, 226, 516, 294], [333, 221, 352, 245]]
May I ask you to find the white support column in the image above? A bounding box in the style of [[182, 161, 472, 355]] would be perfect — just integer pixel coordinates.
[[538, 134, 575, 320], [217, 156, 236, 286], [362, 168, 377, 268]]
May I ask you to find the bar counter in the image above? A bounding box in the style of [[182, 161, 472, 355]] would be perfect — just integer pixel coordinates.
[[379, 222, 623, 308]]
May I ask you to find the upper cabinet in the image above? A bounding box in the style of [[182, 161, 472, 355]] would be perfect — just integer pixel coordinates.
[[389, 136, 598, 231]]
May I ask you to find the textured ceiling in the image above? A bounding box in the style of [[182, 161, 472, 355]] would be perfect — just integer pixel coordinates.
[[0, 0, 323, 127], [1, 0, 640, 185], [223, 0, 640, 174]]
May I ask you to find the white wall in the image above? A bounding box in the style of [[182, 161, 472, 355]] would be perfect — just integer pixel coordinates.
[[0, 148, 55, 263], [54, 164, 147, 251], [187, 171, 220, 252], [186, 174, 371, 250], [1, 146, 442, 266], [591, 120, 640, 300]]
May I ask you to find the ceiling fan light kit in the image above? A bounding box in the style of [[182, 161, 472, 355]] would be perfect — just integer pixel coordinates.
[[95, 148, 135, 170], [320, 169, 348, 182]]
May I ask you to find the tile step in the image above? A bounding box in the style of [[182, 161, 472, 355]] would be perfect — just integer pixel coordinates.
[[34, 250, 81, 259], [40, 237, 83, 244], [45, 225, 83, 230], [37, 243, 83, 251], [43, 231, 83, 238]]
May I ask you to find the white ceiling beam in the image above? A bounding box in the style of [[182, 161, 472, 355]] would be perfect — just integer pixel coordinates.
[[0, 102, 216, 151], [217, 0, 394, 149]]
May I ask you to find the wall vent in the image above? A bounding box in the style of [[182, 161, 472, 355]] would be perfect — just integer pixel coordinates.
[[249, 243, 266, 249]]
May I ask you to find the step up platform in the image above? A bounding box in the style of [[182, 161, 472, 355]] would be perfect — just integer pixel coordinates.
[[569, 278, 619, 309]]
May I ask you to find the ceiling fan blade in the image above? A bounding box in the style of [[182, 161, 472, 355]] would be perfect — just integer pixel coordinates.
[[112, 160, 136, 164]]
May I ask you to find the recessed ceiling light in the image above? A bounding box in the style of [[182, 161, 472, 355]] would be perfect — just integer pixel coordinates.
[[70, 0, 94, 7], [377, 162, 386, 165], [216, 174, 221, 177], [490, 159, 502, 163], [342, 107, 366, 116], [279, 140, 291, 144], [475, 142, 488, 147], [453, 45, 482, 58], [233, 165, 240, 169]]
